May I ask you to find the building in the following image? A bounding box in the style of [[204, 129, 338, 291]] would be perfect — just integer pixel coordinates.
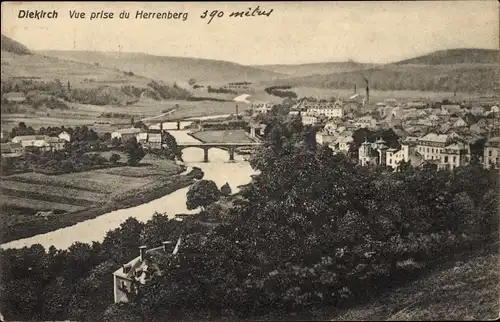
[[332, 134, 353, 153], [452, 117, 468, 128], [406, 101, 428, 109], [302, 115, 318, 126], [438, 143, 469, 171], [358, 138, 388, 166], [45, 137, 66, 151], [441, 104, 462, 115], [304, 101, 343, 119], [111, 128, 143, 142], [1, 142, 23, 156], [354, 115, 377, 129], [316, 132, 336, 145], [483, 137, 500, 169], [416, 133, 452, 161], [2, 92, 27, 103], [249, 123, 266, 139], [57, 131, 71, 142], [11, 135, 50, 149], [113, 239, 181, 303], [145, 133, 162, 149], [251, 101, 273, 114]]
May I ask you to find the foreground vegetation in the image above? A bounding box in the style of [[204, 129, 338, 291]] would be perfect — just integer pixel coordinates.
[[0, 110, 498, 321]]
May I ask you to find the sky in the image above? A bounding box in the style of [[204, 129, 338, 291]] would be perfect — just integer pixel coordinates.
[[1, 1, 498, 65]]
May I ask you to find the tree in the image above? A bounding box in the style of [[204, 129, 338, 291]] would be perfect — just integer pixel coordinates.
[[162, 132, 181, 160], [186, 180, 220, 211], [133, 121, 145, 129], [110, 153, 121, 164], [124, 137, 145, 166], [188, 78, 196, 86], [111, 137, 122, 148], [220, 183, 232, 196]]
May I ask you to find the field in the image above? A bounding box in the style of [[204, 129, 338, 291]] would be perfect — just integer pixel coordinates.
[[159, 100, 245, 120], [0, 99, 180, 133], [1, 50, 152, 90], [190, 130, 254, 144], [0, 158, 185, 239]]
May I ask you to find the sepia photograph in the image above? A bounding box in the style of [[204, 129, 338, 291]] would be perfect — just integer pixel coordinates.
[[0, 1, 499, 321]]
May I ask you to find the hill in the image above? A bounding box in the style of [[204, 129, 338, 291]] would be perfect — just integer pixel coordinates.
[[1, 34, 31, 55], [1, 35, 193, 107], [39, 50, 286, 84], [395, 48, 499, 65], [252, 61, 377, 77], [270, 49, 499, 94]]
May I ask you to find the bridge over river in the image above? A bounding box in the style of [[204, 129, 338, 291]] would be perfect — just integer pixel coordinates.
[[177, 142, 262, 162]]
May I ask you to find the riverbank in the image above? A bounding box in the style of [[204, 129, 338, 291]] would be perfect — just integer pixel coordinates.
[[1, 168, 199, 244]]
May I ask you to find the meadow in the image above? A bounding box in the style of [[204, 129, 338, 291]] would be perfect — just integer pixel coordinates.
[[0, 158, 185, 242]]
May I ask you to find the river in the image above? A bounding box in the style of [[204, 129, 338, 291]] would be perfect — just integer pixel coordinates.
[[1, 119, 258, 250]]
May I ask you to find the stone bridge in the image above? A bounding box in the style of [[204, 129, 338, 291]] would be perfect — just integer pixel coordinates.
[[177, 142, 263, 162]]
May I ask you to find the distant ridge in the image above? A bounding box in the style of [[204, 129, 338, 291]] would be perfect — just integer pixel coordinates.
[[251, 61, 377, 77], [268, 48, 499, 94], [1, 34, 32, 55], [395, 48, 499, 65], [39, 50, 286, 84]]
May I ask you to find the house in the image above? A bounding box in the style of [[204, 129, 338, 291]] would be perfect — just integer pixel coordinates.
[[136, 132, 149, 142], [2, 92, 27, 103], [316, 132, 336, 145], [386, 137, 423, 170], [354, 115, 377, 129], [483, 137, 500, 169], [491, 105, 499, 113], [11, 135, 50, 149], [304, 101, 343, 119], [113, 238, 182, 303], [323, 121, 339, 135], [45, 137, 66, 151], [111, 128, 143, 142], [358, 138, 389, 166], [1, 142, 23, 155], [416, 133, 452, 161], [302, 115, 318, 126], [331, 133, 353, 153], [441, 104, 462, 115], [249, 123, 266, 139], [406, 102, 427, 109], [438, 143, 469, 171], [145, 133, 162, 149], [251, 101, 273, 114], [451, 117, 468, 128], [58, 131, 71, 142]]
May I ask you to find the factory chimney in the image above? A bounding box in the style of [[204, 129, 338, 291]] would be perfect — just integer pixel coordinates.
[[139, 245, 147, 262], [354, 84, 357, 94], [363, 78, 370, 106]]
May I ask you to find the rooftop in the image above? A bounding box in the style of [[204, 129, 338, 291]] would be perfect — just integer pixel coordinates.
[[12, 135, 50, 141], [114, 128, 143, 134], [418, 133, 449, 143]]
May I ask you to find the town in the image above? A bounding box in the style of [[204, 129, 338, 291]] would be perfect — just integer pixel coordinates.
[[3, 87, 499, 172]]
